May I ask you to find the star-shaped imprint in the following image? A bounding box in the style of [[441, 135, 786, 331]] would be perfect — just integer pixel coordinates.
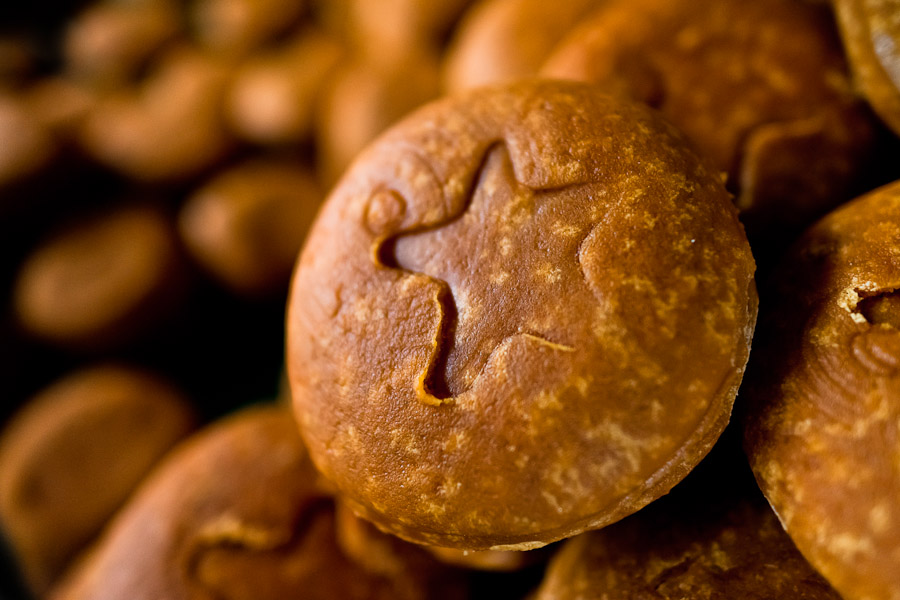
[[375, 143, 610, 400]]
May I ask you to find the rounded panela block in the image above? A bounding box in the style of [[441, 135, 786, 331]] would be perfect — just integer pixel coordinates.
[[50, 406, 465, 600], [13, 205, 186, 349], [63, 0, 181, 87], [225, 29, 343, 145], [288, 80, 757, 550], [833, 0, 900, 135], [334, 502, 468, 598], [78, 46, 232, 182], [442, 0, 601, 93], [315, 52, 440, 186], [0, 365, 195, 594], [744, 180, 900, 600], [179, 159, 323, 296], [542, 0, 875, 235], [534, 481, 840, 599]]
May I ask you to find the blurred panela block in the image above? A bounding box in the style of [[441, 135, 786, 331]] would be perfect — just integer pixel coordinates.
[[833, 0, 900, 135], [78, 45, 234, 182], [442, 0, 603, 93], [315, 50, 440, 185], [190, 0, 308, 58], [226, 28, 343, 145], [63, 0, 182, 87], [0, 365, 196, 595], [50, 406, 468, 600], [179, 159, 323, 297], [13, 204, 188, 350]]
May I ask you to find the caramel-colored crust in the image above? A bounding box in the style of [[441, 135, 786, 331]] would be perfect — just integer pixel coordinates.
[[743, 181, 900, 600], [541, 0, 874, 232], [51, 406, 446, 600], [13, 205, 186, 348], [178, 159, 323, 296], [442, 0, 601, 93], [534, 488, 840, 599], [0, 365, 195, 595], [833, 0, 900, 135], [289, 80, 757, 549]]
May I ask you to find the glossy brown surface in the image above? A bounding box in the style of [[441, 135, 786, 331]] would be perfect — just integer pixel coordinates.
[[13, 205, 186, 349], [834, 0, 900, 135], [542, 0, 874, 235], [0, 365, 195, 595], [51, 406, 458, 600], [744, 180, 900, 600], [534, 459, 840, 599], [289, 80, 757, 550], [178, 159, 323, 296], [442, 0, 600, 93]]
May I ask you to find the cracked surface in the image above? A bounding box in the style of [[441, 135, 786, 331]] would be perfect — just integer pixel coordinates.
[[541, 0, 875, 235], [50, 406, 456, 600], [834, 0, 900, 135], [288, 81, 757, 549], [743, 180, 900, 600]]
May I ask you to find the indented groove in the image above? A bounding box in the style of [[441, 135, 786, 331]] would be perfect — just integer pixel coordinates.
[[857, 289, 900, 329]]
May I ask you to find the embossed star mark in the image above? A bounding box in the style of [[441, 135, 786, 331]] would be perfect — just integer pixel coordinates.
[[376, 144, 604, 401]]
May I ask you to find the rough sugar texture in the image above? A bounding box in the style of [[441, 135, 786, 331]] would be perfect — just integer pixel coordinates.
[[542, 0, 874, 235], [288, 80, 757, 549], [833, 0, 900, 135], [534, 456, 841, 600], [50, 406, 458, 600], [743, 181, 900, 600]]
